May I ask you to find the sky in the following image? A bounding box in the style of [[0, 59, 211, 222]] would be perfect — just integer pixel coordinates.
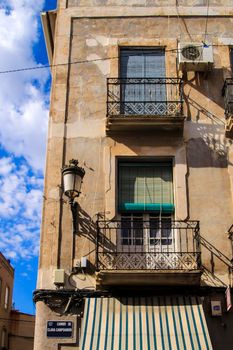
[[0, 0, 57, 314]]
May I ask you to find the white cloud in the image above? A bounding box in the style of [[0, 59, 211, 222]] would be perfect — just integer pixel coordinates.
[[0, 157, 43, 260], [0, 157, 15, 175], [0, 87, 49, 170], [0, 1, 53, 314], [0, 0, 49, 171]]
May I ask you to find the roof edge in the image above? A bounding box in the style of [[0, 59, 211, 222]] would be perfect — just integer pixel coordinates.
[[41, 10, 57, 66]]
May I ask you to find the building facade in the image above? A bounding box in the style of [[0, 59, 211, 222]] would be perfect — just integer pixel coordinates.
[[0, 252, 35, 350], [0, 253, 14, 349], [35, 1, 233, 349], [9, 311, 35, 350]]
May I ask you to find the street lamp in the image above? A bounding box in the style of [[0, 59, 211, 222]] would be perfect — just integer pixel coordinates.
[[62, 159, 85, 233]]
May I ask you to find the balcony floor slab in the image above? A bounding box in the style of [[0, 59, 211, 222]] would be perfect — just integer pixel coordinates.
[[106, 115, 185, 133], [96, 269, 202, 287]]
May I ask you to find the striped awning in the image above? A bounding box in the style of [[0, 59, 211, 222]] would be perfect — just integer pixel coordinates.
[[80, 296, 213, 350]]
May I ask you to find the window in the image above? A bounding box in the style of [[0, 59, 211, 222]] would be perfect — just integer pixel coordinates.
[[118, 160, 174, 213], [120, 213, 172, 248], [149, 215, 172, 246], [121, 213, 143, 246], [1, 328, 6, 349], [4, 286, 9, 310], [120, 48, 166, 114], [120, 48, 166, 79], [118, 160, 174, 251]]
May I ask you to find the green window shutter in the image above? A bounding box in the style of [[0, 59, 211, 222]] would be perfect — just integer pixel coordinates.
[[118, 162, 174, 213]]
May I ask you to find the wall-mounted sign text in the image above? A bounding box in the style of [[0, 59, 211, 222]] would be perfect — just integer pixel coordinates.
[[47, 321, 73, 338]]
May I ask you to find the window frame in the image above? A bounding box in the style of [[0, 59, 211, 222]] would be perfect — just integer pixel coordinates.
[[117, 158, 174, 214], [4, 285, 9, 310], [119, 47, 167, 115], [120, 212, 173, 248], [1, 328, 7, 349], [119, 46, 167, 78]]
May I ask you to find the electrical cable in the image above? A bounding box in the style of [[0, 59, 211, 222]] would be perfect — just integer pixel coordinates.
[[203, 0, 210, 46], [0, 317, 35, 323], [0, 44, 231, 75]]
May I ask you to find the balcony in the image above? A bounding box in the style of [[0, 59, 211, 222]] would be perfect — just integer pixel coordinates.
[[223, 78, 233, 136], [106, 78, 185, 132], [96, 220, 202, 287]]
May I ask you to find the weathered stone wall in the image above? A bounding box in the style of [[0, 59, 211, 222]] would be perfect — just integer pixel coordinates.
[[67, 0, 232, 7], [60, 14, 233, 284], [34, 4, 233, 350], [38, 5, 233, 292]]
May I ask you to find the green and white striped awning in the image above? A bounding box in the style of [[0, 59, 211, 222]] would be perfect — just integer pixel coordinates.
[[80, 296, 213, 350]]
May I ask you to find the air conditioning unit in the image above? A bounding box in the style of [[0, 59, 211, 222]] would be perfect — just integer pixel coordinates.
[[178, 42, 214, 72]]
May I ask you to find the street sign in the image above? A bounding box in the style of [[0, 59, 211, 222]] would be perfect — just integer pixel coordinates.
[[47, 321, 73, 338]]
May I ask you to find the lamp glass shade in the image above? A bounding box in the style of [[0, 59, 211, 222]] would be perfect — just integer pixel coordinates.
[[62, 166, 84, 198]]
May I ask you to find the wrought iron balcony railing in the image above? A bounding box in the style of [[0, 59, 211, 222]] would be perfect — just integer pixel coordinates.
[[222, 78, 233, 118], [107, 78, 184, 117], [96, 220, 201, 271]]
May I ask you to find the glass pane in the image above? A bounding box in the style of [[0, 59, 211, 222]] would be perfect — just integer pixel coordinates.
[[1, 329, 6, 348], [121, 50, 144, 79], [133, 216, 143, 245], [149, 218, 160, 245], [161, 218, 172, 245], [121, 217, 131, 246], [145, 51, 166, 105], [144, 50, 166, 78], [4, 286, 9, 309]]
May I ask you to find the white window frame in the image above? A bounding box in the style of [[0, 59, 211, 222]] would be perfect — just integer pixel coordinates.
[[119, 213, 174, 251], [1, 328, 6, 348], [4, 286, 9, 310]]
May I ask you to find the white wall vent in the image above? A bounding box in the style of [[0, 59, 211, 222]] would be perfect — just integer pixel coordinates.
[[178, 42, 214, 72]]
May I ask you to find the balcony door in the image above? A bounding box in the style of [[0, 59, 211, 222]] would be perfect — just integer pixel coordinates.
[[120, 48, 166, 115], [119, 214, 174, 250], [118, 214, 175, 269], [117, 160, 175, 269]]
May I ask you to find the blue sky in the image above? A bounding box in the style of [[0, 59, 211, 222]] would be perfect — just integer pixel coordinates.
[[0, 0, 57, 314]]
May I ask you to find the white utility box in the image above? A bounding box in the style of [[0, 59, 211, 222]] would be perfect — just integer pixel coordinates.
[[54, 269, 65, 285]]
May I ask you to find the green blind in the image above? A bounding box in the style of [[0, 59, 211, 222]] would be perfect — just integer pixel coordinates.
[[118, 162, 174, 213]]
